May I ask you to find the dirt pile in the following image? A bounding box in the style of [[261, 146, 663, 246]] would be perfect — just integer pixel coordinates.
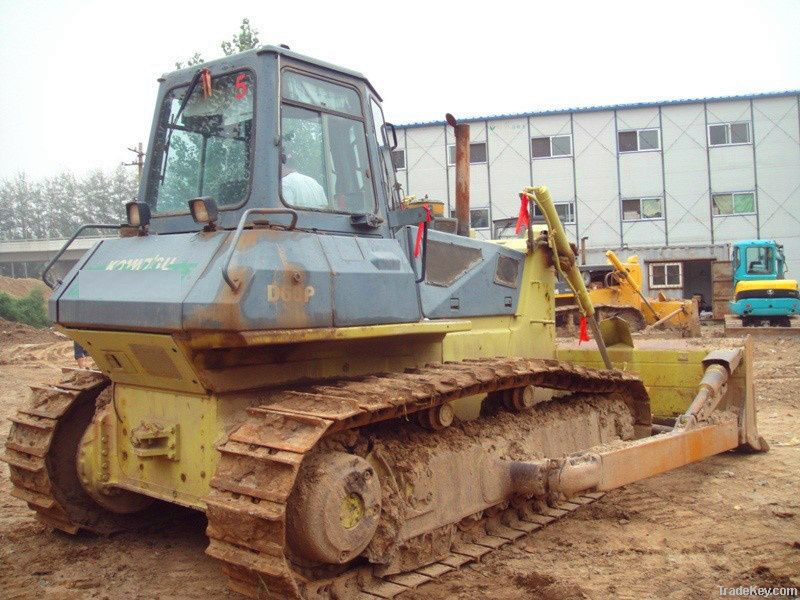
[[0, 276, 50, 299], [0, 318, 61, 347]]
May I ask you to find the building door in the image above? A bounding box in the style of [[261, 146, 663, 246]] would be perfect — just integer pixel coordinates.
[[712, 260, 734, 320], [682, 260, 712, 312]]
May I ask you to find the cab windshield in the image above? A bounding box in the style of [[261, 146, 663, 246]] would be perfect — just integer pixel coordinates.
[[147, 70, 254, 214], [745, 246, 775, 276]]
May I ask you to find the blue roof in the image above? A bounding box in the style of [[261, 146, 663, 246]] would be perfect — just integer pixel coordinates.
[[395, 89, 800, 129]]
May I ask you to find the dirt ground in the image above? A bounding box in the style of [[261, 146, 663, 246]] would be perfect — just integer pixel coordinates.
[[0, 324, 798, 600], [0, 276, 50, 299]]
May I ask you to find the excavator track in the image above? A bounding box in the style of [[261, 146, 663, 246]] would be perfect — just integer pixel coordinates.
[[205, 356, 650, 599], [1, 368, 109, 534]]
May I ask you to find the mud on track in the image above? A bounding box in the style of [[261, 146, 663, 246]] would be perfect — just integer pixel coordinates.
[[1, 325, 798, 599]]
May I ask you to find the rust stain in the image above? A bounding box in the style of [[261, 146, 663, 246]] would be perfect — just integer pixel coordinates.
[[269, 244, 312, 330]]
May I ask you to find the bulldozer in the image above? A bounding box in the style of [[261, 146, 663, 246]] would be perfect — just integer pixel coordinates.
[[555, 251, 701, 337], [2, 46, 767, 600]]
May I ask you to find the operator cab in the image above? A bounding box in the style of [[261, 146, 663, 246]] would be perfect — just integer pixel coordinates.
[[141, 45, 399, 237], [732, 240, 786, 283]]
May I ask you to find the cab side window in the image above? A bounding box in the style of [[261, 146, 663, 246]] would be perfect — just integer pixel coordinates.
[[280, 71, 376, 214]]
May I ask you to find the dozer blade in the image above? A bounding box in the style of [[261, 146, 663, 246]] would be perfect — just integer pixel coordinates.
[[559, 336, 767, 453]]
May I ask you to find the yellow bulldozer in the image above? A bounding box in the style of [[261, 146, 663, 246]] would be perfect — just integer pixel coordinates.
[[556, 250, 701, 337], [2, 46, 766, 599]]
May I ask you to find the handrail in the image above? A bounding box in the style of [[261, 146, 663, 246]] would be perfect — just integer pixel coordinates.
[[221, 208, 298, 291], [41, 223, 123, 289]]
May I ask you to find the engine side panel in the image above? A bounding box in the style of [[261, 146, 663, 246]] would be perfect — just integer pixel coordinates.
[[53, 228, 421, 332]]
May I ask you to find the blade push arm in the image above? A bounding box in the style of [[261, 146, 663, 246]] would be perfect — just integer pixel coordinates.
[[521, 185, 613, 369]]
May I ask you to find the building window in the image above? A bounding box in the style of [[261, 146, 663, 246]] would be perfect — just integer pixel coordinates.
[[618, 128, 660, 152], [649, 262, 682, 289], [532, 201, 575, 224], [531, 135, 572, 158], [391, 149, 405, 170], [622, 197, 663, 221], [708, 122, 751, 146], [493, 218, 517, 239], [449, 207, 490, 229], [447, 142, 487, 166], [712, 191, 756, 216]]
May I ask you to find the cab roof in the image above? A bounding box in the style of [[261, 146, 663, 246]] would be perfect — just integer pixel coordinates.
[[164, 44, 382, 100], [734, 239, 780, 248]]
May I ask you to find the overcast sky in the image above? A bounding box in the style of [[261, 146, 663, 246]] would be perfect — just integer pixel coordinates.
[[0, 0, 798, 181]]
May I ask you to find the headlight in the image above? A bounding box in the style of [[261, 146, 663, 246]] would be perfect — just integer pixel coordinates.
[[125, 201, 151, 228], [189, 197, 219, 225]]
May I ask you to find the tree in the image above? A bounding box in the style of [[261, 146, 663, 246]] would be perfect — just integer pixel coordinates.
[[0, 168, 134, 241], [175, 18, 260, 69], [221, 18, 259, 56]]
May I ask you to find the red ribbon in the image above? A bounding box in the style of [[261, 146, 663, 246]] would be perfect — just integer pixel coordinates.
[[200, 69, 212, 98], [414, 203, 432, 258], [578, 316, 590, 344], [514, 193, 530, 235]]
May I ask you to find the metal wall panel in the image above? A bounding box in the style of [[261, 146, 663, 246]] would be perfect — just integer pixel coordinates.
[[661, 104, 711, 244], [752, 96, 800, 276], [486, 118, 532, 227], [618, 149, 663, 197], [572, 111, 619, 248], [709, 142, 757, 244], [405, 126, 449, 205], [709, 145, 754, 191], [529, 114, 572, 138], [705, 100, 751, 125], [616, 107, 660, 131], [617, 108, 665, 246]]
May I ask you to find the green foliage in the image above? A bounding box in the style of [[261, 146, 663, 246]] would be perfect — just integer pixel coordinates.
[[221, 18, 259, 56], [0, 167, 134, 241], [175, 18, 260, 69], [175, 52, 205, 70], [0, 290, 50, 328]]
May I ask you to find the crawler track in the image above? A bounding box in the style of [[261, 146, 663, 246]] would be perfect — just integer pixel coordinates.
[[1, 369, 109, 533], [205, 357, 650, 599]]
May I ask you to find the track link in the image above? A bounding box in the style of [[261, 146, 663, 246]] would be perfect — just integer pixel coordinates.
[[1, 368, 108, 534], [205, 357, 650, 599]]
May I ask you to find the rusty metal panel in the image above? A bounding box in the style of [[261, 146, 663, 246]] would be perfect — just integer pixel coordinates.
[[712, 260, 733, 319]]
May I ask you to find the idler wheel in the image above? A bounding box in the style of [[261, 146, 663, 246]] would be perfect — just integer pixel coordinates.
[[287, 451, 381, 565]]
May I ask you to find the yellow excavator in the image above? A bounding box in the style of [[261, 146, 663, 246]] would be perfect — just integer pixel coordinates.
[[3, 46, 765, 599], [556, 251, 701, 337]]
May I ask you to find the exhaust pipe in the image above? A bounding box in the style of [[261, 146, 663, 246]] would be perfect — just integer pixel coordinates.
[[446, 113, 470, 237]]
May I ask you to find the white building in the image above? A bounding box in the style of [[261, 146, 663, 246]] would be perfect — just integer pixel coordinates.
[[391, 91, 800, 309]]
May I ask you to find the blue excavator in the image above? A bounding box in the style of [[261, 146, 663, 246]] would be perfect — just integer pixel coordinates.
[[727, 239, 799, 332]]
